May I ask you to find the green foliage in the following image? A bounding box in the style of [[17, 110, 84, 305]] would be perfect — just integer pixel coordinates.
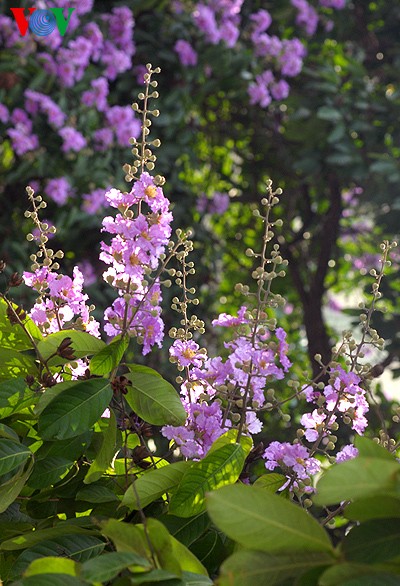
[[207, 484, 334, 555], [169, 443, 247, 518], [125, 370, 187, 427]]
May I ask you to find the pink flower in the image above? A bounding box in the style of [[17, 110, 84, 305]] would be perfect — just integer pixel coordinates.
[[174, 40, 198, 66], [170, 340, 206, 368]]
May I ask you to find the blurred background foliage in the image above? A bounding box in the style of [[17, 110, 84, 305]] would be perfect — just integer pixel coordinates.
[[0, 0, 399, 418]]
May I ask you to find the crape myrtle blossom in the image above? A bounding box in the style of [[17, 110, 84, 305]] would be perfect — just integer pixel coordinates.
[[23, 266, 100, 336], [336, 444, 358, 462], [100, 173, 173, 354], [323, 367, 369, 435], [162, 306, 292, 458], [174, 40, 198, 67], [263, 441, 321, 493]]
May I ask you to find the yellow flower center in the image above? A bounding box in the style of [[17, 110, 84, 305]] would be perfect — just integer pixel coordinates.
[[182, 348, 196, 359], [145, 185, 157, 198]]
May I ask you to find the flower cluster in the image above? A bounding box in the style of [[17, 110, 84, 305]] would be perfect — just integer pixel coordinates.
[[172, 2, 346, 109], [263, 441, 321, 494], [162, 305, 292, 458], [100, 172, 172, 353], [24, 265, 99, 336], [22, 187, 99, 336], [0, 1, 139, 210]]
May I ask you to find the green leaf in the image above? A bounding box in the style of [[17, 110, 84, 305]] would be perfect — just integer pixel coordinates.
[[159, 513, 210, 547], [345, 495, 400, 522], [169, 444, 246, 518], [0, 423, 19, 442], [0, 439, 32, 477], [0, 378, 35, 417], [180, 572, 213, 585], [0, 459, 34, 514], [37, 330, 106, 365], [125, 371, 186, 426], [208, 429, 252, 456], [314, 458, 400, 506], [218, 550, 334, 586], [342, 519, 400, 564], [1, 524, 98, 551], [77, 484, 119, 503], [81, 551, 151, 582], [121, 461, 191, 510], [38, 378, 112, 440], [207, 484, 334, 554], [84, 409, 117, 484], [128, 569, 180, 584], [354, 437, 397, 460], [100, 518, 151, 560], [27, 456, 73, 489], [319, 563, 400, 586], [254, 473, 287, 493], [317, 106, 342, 122], [127, 364, 162, 378], [10, 535, 105, 579], [15, 575, 87, 586], [0, 348, 36, 380], [0, 298, 42, 351], [339, 577, 400, 586], [145, 518, 182, 576], [90, 336, 129, 376], [24, 556, 78, 577], [170, 535, 209, 577]]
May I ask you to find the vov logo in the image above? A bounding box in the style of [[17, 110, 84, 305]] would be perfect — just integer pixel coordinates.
[[10, 7, 75, 37]]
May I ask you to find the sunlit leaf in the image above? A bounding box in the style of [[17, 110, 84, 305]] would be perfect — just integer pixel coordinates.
[[121, 461, 191, 510], [169, 443, 246, 517], [38, 378, 112, 440], [89, 335, 129, 376], [84, 409, 117, 484], [125, 371, 186, 426], [207, 484, 334, 554]]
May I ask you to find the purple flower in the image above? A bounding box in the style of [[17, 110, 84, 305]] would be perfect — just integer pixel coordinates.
[[77, 260, 97, 286], [106, 6, 135, 52], [263, 441, 320, 493], [252, 33, 282, 58], [82, 187, 108, 214], [83, 22, 104, 61], [0, 103, 9, 124], [162, 401, 226, 458], [93, 128, 114, 151], [219, 21, 239, 47], [336, 444, 358, 463], [59, 127, 87, 152], [250, 9, 272, 34], [45, 177, 73, 206], [276, 327, 292, 371], [291, 0, 319, 36], [24, 90, 66, 129], [270, 79, 290, 100], [101, 41, 132, 80], [248, 81, 271, 108], [174, 40, 198, 67], [105, 106, 141, 146], [212, 305, 249, 327], [7, 109, 39, 156], [320, 0, 346, 8], [193, 4, 220, 44], [82, 77, 109, 112], [170, 340, 206, 368]]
